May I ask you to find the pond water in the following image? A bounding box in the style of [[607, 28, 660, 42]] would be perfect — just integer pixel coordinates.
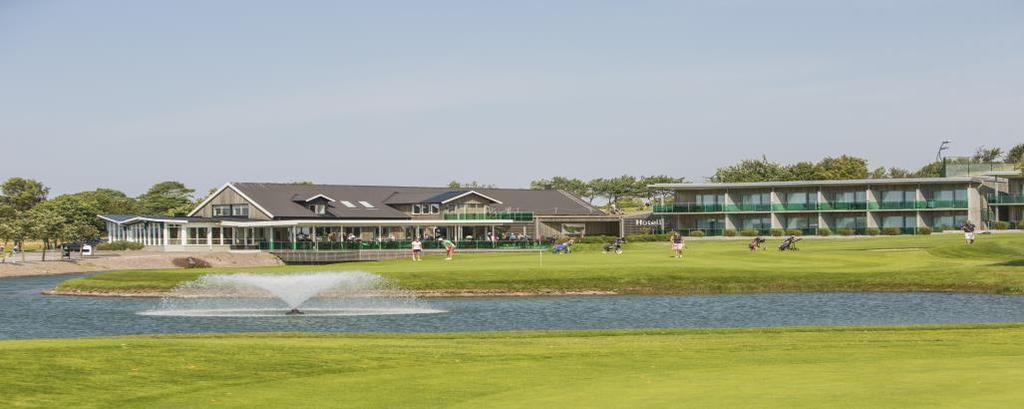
[[3, 273, 1024, 340]]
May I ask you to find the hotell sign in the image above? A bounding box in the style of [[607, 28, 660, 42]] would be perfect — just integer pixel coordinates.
[[635, 218, 665, 227]]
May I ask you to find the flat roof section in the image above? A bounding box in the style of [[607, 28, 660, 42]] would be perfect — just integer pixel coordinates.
[[651, 177, 984, 190]]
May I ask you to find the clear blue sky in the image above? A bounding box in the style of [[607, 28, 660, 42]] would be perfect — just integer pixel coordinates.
[[2, 0, 1022, 196]]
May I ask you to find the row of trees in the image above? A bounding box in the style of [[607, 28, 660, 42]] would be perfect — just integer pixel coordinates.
[[530, 175, 685, 207], [0, 178, 198, 260], [710, 144, 1024, 184]]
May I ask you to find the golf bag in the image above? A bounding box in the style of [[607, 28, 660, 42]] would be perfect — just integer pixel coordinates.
[[778, 236, 801, 251]]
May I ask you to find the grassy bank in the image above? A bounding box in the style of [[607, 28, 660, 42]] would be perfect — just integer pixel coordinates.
[[55, 234, 1024, 295], [3, 325, 1024, 408]]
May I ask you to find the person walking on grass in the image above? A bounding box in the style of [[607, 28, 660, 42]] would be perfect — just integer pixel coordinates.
[[441, 238, 456, 261], [410, 237, 423, 261], [670, 232, 685, 259], [962, 220, 977, 245]]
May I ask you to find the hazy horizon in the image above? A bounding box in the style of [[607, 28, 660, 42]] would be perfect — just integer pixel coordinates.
[[2, 1, 1022, 196]]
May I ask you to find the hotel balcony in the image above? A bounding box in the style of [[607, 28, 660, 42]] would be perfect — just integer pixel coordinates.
[[988, 194, 1024, 204]]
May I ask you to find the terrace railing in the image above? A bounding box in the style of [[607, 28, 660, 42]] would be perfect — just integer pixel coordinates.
[[442, 212, 535, 221], [243, 239, 552, 251]]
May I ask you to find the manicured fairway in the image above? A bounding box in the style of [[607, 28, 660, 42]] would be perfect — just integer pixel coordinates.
[[57, 234, 1024, 295], [2, 325, 1024, 408]]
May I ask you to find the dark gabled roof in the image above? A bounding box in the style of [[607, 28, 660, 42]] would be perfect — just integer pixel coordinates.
[[231, 183, 411, 219], [229, 182, 604, 219], [423, 190, 468, 203]]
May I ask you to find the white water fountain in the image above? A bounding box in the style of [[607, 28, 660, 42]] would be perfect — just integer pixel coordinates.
[[140, 271, 445, 317]]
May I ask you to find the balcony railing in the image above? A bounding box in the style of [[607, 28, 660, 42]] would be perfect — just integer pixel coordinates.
[[988, 194, 1024, 204], [442, 212, 534, 221], [922, 200, 968, 209], [653, 203, 725, 213], [772, 203, 818, 211], [819, 201, 869, 211], [877, 201, 920, 210], [724, 203, 773, 212]]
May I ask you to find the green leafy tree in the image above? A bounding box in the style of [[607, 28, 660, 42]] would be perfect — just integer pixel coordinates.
[[812, 155, 868, 180], [710, 158, 788, 183], [913, 161, 944, 177], [1006, 144, 1024, 164], [887, 167, 913, 178], [137, 181, 195, 216], [638, 175, 685, 204], [1, 177, 49, 213], [785, 162, 818, 181], [869, 167, 888, 179], [447, 181, 461, 188], [25, 195, 100, 260], [972, 146, 1003, 163]]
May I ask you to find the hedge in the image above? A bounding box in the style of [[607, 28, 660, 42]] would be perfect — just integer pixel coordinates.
[[96, 241, 145, 251]]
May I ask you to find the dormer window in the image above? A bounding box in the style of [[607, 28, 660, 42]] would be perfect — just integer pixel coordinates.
[[309, 204, 326, 215]]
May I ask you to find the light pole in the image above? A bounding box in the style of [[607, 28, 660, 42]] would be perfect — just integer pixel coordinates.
[[935, 141, 951, 163]]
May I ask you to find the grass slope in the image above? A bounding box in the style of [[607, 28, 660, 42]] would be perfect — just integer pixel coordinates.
[[2, 325, 1024, 408], [57, 234, 1024, 295]]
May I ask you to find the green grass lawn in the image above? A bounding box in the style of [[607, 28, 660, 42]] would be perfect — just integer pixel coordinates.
[[3, 325, 1024, 408], [57, 234, 1024, 295]]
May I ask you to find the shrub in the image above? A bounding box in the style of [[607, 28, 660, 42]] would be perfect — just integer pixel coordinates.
[[96, 241, 145, 251], [723, 229, 737, 237], [626, 234, 672, 242], [818, 228, 832, 236], [739, 229, 759, 237], [688, 230, 705, 237], [769, 228, 785, 237], [838, 228, 855, 236], [933, 226, 946, 233], [918, 226, 932, 235], [785, 229, 803, 236], [994, 221, 1011, 230], [171, 257, 211, 269], [881, 227, 901, 236], [865, 228, 881, 236]]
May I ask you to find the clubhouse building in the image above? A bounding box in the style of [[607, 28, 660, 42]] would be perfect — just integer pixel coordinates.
[[100, 182, 621, 252]]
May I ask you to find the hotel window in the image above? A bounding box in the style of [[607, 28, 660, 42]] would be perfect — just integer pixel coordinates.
[[881, 190, 915, 203], [696, 218, 724, 230], [829, 191, 867, 204], [212, 205, 231, 217], [741, 217, 771, 230], [785, 216, 818, 229], [834, 216, 866, 229], [696, 194, 723, 205], [785, 192, 817, 205], [882, 216, 916, 228], [741, 193, 770, 205], [932, 189, 967, 202], [231, 205, 249, 217]]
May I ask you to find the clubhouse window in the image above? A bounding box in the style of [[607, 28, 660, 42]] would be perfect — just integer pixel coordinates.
[[231, 204, 249, 217], [309, 204, 326, 215], [212, 205, 231, 217]]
